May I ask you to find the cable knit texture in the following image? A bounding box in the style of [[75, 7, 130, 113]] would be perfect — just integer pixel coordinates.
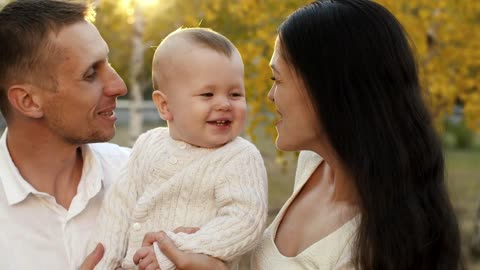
[[249, 151, 360, 270], [88, 127, 268, 269]]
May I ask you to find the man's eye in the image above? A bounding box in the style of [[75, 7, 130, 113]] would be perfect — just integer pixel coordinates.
[[84, 70, 97, 81], [200, 93, 214, 97]]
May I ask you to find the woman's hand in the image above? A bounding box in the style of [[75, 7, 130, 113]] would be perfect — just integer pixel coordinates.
[[134, 228, 229, 270]]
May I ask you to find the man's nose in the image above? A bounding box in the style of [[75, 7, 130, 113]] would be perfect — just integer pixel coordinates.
[[104, 66, 127, 97]]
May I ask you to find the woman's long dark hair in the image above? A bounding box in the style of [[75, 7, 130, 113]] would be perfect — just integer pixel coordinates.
[[278, 0, 463, 269]]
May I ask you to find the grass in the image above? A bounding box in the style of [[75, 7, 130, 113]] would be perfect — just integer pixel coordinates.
[[2, 124, 480, 268], [446, 149, 480, 269]]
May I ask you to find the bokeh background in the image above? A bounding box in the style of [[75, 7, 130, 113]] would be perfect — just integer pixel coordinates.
[[1, 0, 479, 268]]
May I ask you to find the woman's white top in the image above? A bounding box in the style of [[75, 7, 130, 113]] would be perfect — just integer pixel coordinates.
[[250, 151, 360, 270]]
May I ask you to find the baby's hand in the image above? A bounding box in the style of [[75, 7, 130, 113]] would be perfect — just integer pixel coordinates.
[[133, 246, 160, 270]]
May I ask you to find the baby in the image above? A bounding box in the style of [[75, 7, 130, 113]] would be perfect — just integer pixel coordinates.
[[88, 28, 268, 270]]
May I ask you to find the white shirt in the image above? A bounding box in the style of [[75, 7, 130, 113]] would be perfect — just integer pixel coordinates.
[[0, 129, 130, 270]]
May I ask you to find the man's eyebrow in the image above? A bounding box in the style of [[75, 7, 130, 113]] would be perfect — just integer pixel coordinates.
[[92, 48, 110, 66], [91, 59, 104, 68], [83, 58, 105, 74]]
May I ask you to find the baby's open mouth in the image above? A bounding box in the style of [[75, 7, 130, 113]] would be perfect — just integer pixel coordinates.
[[207, 120, 231, 126]]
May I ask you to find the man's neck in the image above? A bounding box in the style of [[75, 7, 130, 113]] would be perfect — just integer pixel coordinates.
[[6, 127, 84, 209]]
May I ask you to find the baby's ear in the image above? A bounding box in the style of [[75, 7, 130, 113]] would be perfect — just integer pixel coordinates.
[[152, 90, 172, 121]]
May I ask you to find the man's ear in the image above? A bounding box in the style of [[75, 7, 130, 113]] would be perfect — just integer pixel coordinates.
[[152, 90, 172, 121], [7, 84, 44, 119]]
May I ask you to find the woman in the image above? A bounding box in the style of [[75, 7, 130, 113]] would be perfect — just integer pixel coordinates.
[[135, 0, 463, 269]]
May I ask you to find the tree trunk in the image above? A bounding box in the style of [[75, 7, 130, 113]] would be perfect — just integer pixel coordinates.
[[128, 2, 145, 146]]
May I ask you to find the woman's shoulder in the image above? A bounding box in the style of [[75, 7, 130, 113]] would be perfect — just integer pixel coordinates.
[[294, 151, 323, 190]]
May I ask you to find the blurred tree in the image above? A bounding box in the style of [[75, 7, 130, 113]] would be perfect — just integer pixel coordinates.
[[128, 0, 148, 145], [378, 0, 480, 132], [91, 0, 479, 141], [92, 0, 134, 91], [93, 0, 164, 145], [1, 0, 478, 136], [376, 0, 480, 257]]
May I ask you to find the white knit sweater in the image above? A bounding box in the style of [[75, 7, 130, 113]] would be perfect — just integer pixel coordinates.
[[88, 127, 268, 270]]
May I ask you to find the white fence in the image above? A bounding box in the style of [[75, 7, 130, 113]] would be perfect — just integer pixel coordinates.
[[116, 100, 162, 125]]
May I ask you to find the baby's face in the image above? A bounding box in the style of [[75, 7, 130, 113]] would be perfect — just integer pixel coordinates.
[[162, 47, 247, 148]]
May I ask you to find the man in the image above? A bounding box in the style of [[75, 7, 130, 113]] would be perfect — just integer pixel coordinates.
[[0, 1, 129, 269], [1, 2, 228, 269]]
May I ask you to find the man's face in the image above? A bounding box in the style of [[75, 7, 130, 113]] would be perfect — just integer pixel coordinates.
[[39, 21, 127, 145]]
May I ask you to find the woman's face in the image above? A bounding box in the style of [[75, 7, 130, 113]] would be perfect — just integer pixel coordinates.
[[268, 38, 321, 152]]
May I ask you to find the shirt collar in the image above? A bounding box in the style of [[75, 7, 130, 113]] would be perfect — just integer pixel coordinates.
[[0, 129, 105, 206], [75, 144, 104, 204], [0, 129, 35, 205]]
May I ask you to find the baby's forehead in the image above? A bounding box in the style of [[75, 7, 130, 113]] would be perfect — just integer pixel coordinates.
[[154, 35, 192, 58], [155, 28, 238, 60], [155, 43, 205, 73], [154, 40, 239, 72], [152, 43, 229, 87], [156, 35, 227, 58]]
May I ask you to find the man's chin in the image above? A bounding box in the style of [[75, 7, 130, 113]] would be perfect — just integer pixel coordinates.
[[66, 131, 115, 145]]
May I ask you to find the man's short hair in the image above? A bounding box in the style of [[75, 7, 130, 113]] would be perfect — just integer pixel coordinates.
[[0, 0, 93, 118]]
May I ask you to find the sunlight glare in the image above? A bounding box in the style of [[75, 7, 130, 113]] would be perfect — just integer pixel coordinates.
[[119, 0, 172, 12], [139, 0, 158, 6]]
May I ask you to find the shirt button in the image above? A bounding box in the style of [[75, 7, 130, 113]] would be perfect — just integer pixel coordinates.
[[132, 222, 141, 231], [169, 156, 177, 164]]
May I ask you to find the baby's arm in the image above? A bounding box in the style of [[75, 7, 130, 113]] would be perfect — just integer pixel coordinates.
[[87, 132, 153, 269], [153, 147, 268, 269], [86, 166, 138, 270]]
